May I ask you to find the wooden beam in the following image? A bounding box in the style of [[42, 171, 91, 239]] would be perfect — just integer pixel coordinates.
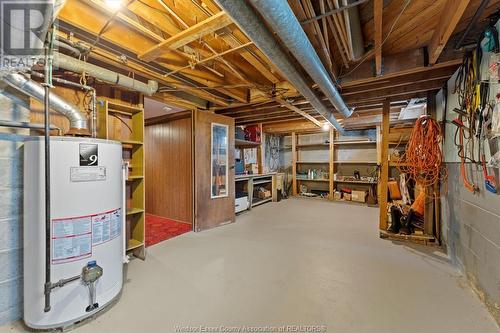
[[301, 0, 370, 24], [139, 11, 233, 62], [428, 0, 470, 64], [87, 0, 163, 42], [343, 78, 446, 103], [341, 67, 456, 95], [378, 99, 390, 230], [292, 132, 298, 196], [340, 59, 461, 87], [329, 129, 335, 200], [222, 35, 280, 84], [302, 0, 335, 77], [374, 0, 383, 76], [264, 120, 321, 133], [165, 42, 253, 77], [274, 97, 322, 127]]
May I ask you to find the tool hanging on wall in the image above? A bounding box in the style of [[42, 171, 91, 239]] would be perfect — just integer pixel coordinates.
[[453, 49, 482, 193], [452, 19, 499, 194]]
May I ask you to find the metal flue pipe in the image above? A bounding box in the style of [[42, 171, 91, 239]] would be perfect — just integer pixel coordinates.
[[53, 53, 158, 96], [1, 73, 89, 135], [215, 0, 344, 131], [247, 0, 353, 118]]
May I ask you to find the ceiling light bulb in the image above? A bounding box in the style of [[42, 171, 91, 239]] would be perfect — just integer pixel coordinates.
[[322, 123, 330, 131], [105, 0, 122, 10]]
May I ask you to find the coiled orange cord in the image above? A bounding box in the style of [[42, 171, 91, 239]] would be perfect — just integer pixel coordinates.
[[398, 116, 447, 187]]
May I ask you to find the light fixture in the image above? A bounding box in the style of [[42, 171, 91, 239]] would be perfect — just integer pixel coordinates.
[[105, 0, 122, 10], [322, 123, 330, 131]]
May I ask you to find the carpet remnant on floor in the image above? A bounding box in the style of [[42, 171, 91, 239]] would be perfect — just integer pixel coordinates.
[[145, 214, 191, 247]]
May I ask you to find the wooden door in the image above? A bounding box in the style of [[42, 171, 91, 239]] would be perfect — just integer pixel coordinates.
[[193, 110, 235, 231]]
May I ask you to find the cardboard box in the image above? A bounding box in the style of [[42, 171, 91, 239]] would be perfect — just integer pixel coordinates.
[[333, 191, 342, 200], [245, 163, 259, 174], [351, 190, 367, 203], [344, 193, 352, 201], [258, 190, 271, 199]]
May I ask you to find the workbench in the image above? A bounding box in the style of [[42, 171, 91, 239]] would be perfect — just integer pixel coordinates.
[[235, 173, 278, 212]]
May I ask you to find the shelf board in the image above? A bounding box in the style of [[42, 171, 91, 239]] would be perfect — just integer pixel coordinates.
[[333, 140, 376, 145], [127, 175, 144, 181], [334, 161, 378, 164], [126, 207, 144, 216], [297, 178, 330, 182], [333, 199, 376, 207], [296, 143, 329, 148], [296, 161, 329, 164], [121, 139, 143, 146], [334, 179, 377, 184], [235, 177, 249, 182], [389, 161, 410, 167], [252, 197, 272, 207], [108, 109, 134, 117], [127, 238, 144, 251], [235, 139, 261, 148], [379, 230, 437, 246], [107, 101, 143, 114], [253, 179, 272, 185], [296, 195, 330, 200]]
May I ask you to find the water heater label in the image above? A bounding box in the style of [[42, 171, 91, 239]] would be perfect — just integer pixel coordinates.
[[52, 209, 122, 264], [52, 216, 93, 264], [92, 209, 121, 246], [70, 167, 107, 182]]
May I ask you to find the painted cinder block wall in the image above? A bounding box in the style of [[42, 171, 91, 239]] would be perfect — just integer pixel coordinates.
[[0, 86, 29, 325], [438, 59, 500, 324]]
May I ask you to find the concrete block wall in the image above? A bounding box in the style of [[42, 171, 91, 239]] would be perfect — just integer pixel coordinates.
[[441, 164, 500, 324], [0, 87, 29, 325], [438, 38, 500, 324]]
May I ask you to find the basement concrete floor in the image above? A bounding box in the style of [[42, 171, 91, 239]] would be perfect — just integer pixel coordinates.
[[4, 198, 500, 333]]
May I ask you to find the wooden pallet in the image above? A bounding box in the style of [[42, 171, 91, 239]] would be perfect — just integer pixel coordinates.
[[379, 230, 438, 246]]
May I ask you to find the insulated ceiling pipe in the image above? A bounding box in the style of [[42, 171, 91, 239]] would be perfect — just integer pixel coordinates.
[[246, 0, 353, 119], [215, 0, 344, 131], [1, 73, 89, 135], [53, 53, 159, 96]]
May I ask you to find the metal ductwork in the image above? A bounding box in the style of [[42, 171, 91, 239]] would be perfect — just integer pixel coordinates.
[[53, 53, 158, 96], [215, 0, 345, 131], [342, 0, 365, 61], [246, 0, 353, 119], [1, 73, 89, 135]]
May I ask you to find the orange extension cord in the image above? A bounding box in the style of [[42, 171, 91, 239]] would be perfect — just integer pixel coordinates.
[[398, 115, 447, 187]]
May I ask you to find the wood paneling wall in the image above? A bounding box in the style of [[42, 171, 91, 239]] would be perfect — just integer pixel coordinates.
[[145, 113, 193, 224]]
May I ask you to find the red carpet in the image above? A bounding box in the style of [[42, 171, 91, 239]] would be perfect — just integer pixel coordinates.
[[145, 214, 192, 247]]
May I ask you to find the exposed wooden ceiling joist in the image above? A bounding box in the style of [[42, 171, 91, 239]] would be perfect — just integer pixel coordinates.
[[139, 11, 233, 61], [374, 0, 383, 75], [428, 0, 471, 64]]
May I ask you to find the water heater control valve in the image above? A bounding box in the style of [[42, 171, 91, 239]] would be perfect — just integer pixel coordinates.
[[82, 261, 103, 313], [82, 261, 103, 283]]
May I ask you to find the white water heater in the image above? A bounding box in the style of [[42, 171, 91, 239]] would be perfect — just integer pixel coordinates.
[[24, 137, 124, 329]]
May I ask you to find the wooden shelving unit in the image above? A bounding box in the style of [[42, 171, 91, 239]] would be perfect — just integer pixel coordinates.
[[292, 131, 334, 199], [377, 98, 437, 245], [97, 98, 145, 259], [291, 131, 378, 205]]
